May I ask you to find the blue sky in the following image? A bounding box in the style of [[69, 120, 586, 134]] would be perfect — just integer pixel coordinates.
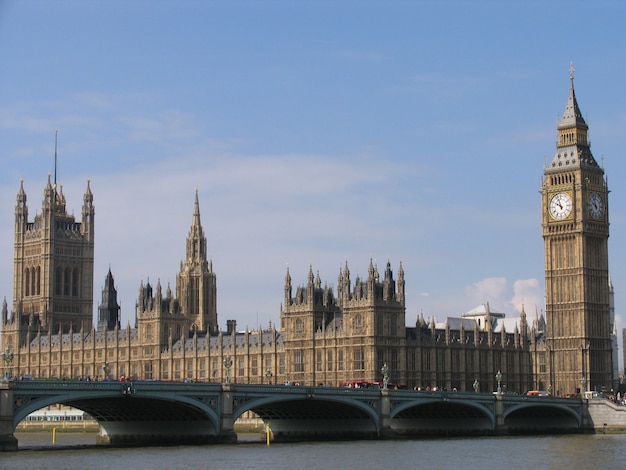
[[1, 1, 625, 352]]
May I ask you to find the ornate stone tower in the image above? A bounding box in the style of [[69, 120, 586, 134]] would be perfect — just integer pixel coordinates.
[[3, 175, 95, 350], [137, 192, 217, 353], [337, 260, 406, 383], [97, 268, 121, 331], [176, 190, 217, 334], [281, 265, 341, 385], [542, 68, 612, 395], [280, 260, 406, 386]]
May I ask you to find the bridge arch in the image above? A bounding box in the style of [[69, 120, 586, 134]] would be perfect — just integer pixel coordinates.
[[14, 390, 220, 430], [232, 387, 381, 441], [503, 401, 581, 433], [389, 396, 495, 436], [12, 383, 223, 446], [14, 391, 107, 426]]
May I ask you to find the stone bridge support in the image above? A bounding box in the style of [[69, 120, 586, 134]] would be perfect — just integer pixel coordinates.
[[0, 383, 17, 451], [494, 394, 509, 435], [584, 398, 626, 433], [219, 384, 237, 443], [379, 390, 394, 438]]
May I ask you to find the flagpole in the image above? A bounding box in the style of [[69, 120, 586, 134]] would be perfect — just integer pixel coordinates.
[[54, 129, 58, 187]]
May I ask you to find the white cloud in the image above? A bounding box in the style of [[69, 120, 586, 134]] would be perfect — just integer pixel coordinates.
[[460, 277, 543, 319], [464, 277, 508, 310], [510, 278, 543, 315]]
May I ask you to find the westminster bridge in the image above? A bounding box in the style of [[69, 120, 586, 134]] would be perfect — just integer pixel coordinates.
[[0, 380, 595, 450]]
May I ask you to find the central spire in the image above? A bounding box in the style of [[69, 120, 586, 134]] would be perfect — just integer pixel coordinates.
[[187, 189, 206, 262], [558, 62, 587, 132], [546, 63, 598, 171], [192, 188, 201, 226]]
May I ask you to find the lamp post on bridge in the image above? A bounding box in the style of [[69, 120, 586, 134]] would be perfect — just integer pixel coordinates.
[[381, 362, 389, 390], [1, 346, 14, 381], [102, 361, 110, 381], [265, 367, 273, 385], [495, 370, 502, 395], [581, 377, 587, 398], [223, 356, 232, 384]]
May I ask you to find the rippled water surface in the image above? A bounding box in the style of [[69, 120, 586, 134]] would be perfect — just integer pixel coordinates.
[[4, 432, 626, 470]]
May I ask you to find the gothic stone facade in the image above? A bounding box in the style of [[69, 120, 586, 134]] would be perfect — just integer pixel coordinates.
[[1, 180, 535, 392], [1, 77, 614, 395]]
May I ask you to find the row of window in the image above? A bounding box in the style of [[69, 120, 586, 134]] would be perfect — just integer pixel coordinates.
[[294, 314, 399, 336], [22, 266, 82, 297], [297, 349, 354, 372], [558, 130, 587, 146], [23, 267, 41, 296], [157, 356, 286, 381]]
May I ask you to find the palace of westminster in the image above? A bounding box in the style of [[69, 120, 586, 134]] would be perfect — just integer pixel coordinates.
[[1, 75, 619, 396]]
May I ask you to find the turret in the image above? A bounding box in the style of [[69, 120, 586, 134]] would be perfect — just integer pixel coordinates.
[[2, 297, 7, 324], [520, 305, 528, 343], [397, 262, 405, 306], [382, 260, 395, 302], [367, 259, 376, 295], [98, 268, 121, 331], [82, 179, 95, 241], [284, 267, 292, 305], [15, 179, 28, 229], [137, 281, 146, 313], [151, 279, 163, 316], [338, 262, 351, 304], [307, 265, 315, 301]]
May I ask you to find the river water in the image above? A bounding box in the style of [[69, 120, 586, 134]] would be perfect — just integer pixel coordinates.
[[4, 432, 626, 469]]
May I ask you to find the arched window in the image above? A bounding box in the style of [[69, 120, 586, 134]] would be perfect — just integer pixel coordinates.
[[64, 267, 71, 295], [355, 314, 363, 331], [36, 266, 41, 295], [72, 268, 79, 296], [55, 267, 63, 295], [31, 267, 36, 296], [25, 269, 30, 296]]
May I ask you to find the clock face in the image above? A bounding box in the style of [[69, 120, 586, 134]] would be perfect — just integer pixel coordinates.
[[589, 192, 604, 219], [549, 192, 572, 220]]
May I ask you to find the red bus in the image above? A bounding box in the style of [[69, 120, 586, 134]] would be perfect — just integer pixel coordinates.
[[371, 381, 408, 390]]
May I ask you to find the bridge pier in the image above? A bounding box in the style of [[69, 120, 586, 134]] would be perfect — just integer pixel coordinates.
[[494, 394, 509, 435], [219, 384, 237, 443], [0, 383, 18, 451], [379, 389, 397, 439]]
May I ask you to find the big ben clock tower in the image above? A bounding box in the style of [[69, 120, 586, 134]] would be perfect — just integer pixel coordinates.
[[542, 66, 612, 395]]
